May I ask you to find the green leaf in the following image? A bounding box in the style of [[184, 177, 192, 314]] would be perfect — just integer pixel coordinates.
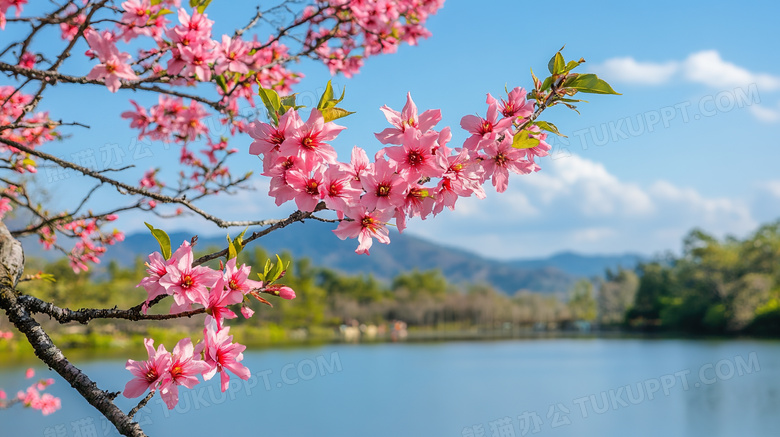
[[149, 8, 173, 20], [269, 254, 284, 282], [561, 102, 581, 114], [257, 87, 281, 124], [263, 259, 272, 280], [215, 75, 228, 94], [280, 94, 297, 108], [541, 76, 553, 92], [530, 68, 541, 91], [226, 228, 248, 260], [145, 222, 172, 260], [512, 130, 541, 149], [279, 94, 305, 115], [151, 0, 163, 5], [197, 0, 211, 13], [562, 58, 584, 74], [535, 121, 567, 137], [189, 0, 211, 14], [317, 80, 335, 110], [548, 51, 565, 75], [566, 73, 621, 95], [320, 107, 355, 122], [39, 273, 57, 283]]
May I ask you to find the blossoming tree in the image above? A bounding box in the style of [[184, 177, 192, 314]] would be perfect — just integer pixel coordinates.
[[0, 0, 617, 435]]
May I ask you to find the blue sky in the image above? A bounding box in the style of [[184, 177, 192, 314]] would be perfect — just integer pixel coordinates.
[[8, 0, 780, 260]]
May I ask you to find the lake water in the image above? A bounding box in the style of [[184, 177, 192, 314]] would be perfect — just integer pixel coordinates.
[[1, 338, 779, 436]]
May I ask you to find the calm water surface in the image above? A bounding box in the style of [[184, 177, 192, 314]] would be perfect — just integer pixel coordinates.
[[1, 338, 778, 436]]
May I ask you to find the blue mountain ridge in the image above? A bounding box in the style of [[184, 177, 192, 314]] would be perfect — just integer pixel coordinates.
[[20, 220, 642, 294]]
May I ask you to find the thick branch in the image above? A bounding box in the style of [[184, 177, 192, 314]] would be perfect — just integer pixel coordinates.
[[18, 294, 206, 324], [0, 219, 24, 287], [0, 222, 146, 437]]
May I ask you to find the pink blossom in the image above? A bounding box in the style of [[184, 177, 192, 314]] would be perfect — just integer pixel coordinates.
[[121, 100, 151, 133], [284, 158, 326, 212], [124, 338, 172, 398], [224, 258, 263, 295], [480, 135, 533, 193], [360, 158, 407, 212], [460, 98, 515, 151], [337, 146, 370, 191], [279, 109, 345, 165], [263, 284, 296, 300], [264, 155, 301, 207], [320, 166, 362, 216], [19, 52, 35, 69], [159, 338, 209, 409], [384, 128, 445, 183], [35, 378, 54, 391], [207, 280, 240, 330], [84, 29, 139, 92], [0, 197, 12, 220], [59, 6, 85, 41], [158, 241, 222, 312], [178, 43, 218, 82], [215, 35, 252, 75], [25, 368, 34, 379], [0, 0, 26, 30], [496, 87, 534, 120], [35, 393, 61, 415], [240, 305, 255, 319], [440, 146, 486, 199], [332, 207, 393, 255], [399, 184, 435, 224], [198, 317, 251, 392], [375, 92, 441, 145], [137, 251, 174, 311], [248, 109, 301, 166]]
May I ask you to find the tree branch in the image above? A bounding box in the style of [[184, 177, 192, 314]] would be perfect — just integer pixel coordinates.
[[0, 221, 147, 437]]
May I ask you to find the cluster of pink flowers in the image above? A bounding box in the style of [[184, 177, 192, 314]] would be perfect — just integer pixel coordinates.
[[121, 96, 211, 145], [138, 240, 294, 317], [0, 368, 61, 416], [0, 330, 12, 340], [59, 216, 125, 273], [305, 0, 445, 77], [127, 242, 296, 406], [249, 88, 548, 254], [1, 2, 447, 274], [0, 86, 57, 173], [58, 4, 86, 40], [84, 29, 138, 92], [124, 321, 250, 408]]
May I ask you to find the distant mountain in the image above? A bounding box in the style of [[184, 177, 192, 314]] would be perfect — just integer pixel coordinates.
[[510, 252, 643, 278], [19, 221, 642, 294]]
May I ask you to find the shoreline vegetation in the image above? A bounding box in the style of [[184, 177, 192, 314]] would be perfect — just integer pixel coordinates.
[[3, 221, 780, 365]]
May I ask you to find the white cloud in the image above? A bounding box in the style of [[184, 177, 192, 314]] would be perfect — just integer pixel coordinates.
[[761, 180, 780, 198], [682, 50, 780, 91], [648, 180, 756, 234], [406, 155, 759, 259], [523, 155, 654, 217], [749, 103, 780, 123], [590, 57, 679, 85], [592, 50, 780, 92]]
